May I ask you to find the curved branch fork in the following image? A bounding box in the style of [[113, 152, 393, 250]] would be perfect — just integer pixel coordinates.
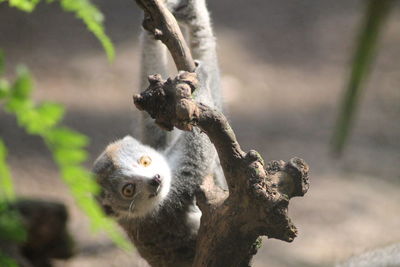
[[134, 73, 310, 267]]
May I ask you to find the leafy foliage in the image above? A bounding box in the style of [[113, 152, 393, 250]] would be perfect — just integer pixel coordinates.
[[1, 0, 40, 12], [0, 53, 132, 252], [0, 201, 26, 243], [59, 0, 115, 61], [0, 140, 15, 200], [0, 0, 115, 61], [0, 251, 18, 267], [0, 52, 15, 202], [332, 0, 394, 154], [0, 137, 25, 266], [0, 0, 127, 263]]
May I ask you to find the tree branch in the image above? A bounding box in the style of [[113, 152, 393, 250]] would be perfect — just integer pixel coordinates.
[[135, 0, 196, 72], [133, 1, 310, 266]]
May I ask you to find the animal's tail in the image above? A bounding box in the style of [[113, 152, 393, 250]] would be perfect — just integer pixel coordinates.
[[139, 30, 172, 150], [173, 0, 222, 109]]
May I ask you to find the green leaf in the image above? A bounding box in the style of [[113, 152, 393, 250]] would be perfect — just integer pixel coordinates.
[[2, 0, 114, 60], [332, 0, 394, 155], [60, 165, 99, 193], [16, 108, 40, 133], [8, 0, 41, 12], [6, 80, 63, 134], [46, 127, 89, 148], [0, 45, 129, 252], [10, 66, 32, 100], [0, 203, 26, 242], [0, 139, 15, 200], [60, 0, 115, 61], [12, 102, 62, 135], [54, 148, 88, 165], [0, 79, 10, 99], [28, 102, 65, 132], [95, 217, 133, 251], [0, 251, 18, 267], [5, 97, 32, 114]]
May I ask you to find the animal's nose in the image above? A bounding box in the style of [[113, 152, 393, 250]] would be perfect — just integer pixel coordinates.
[[149, 174, 161, 187]]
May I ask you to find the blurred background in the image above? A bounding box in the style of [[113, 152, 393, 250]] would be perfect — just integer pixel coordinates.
[[0, 0, 399, 266]]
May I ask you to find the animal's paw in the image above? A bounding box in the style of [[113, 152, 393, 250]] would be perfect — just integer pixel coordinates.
[[164, 0, 205, 27]]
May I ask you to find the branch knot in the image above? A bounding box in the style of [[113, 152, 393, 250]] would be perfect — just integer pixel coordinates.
[[133, 71, 200, 131]]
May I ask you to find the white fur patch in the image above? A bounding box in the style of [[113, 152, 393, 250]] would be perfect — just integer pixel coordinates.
[[185, 201, 202, 236], [107, 136, 172, 218]]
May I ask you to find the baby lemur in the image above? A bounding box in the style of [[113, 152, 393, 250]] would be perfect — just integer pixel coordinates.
[[93, 0, 223, 266]]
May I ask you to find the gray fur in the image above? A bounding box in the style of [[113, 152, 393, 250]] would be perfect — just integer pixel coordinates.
[[93, 1, 224, 266], [337, 243, 400, 267], [139, 31, 175, 150]]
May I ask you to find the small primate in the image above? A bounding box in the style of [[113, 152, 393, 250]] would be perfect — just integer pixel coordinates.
[[93, 0, 224, 266]]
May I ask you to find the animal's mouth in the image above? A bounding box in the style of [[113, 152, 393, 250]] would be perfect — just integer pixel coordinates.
[[148, 175, 162, 198], [148, 186, 161, 198]]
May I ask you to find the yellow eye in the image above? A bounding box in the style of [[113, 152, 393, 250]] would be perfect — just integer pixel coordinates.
[[122, 183, 136, 198], [139, 156, 152, 167]]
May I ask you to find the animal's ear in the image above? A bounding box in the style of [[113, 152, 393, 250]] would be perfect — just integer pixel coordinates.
[[122, 135, 136, 142], [93, 152, 115, 180], [122, 135, 143, 148]]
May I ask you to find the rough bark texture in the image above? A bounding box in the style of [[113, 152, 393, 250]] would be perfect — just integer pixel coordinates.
[[134, 0, 310, 266]]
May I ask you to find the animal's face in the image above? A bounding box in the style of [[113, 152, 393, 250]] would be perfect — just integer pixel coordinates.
[[93, 136, 171, 218]]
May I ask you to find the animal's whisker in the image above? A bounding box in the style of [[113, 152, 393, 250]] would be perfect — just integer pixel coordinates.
[[128, 200, 135, 214], [128, 190, 141, 216]]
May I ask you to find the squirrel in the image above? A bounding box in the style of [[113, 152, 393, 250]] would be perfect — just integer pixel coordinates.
[[93, 0, 224, 266]]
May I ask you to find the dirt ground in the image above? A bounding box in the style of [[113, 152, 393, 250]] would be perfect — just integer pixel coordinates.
[[1, 1, 399, 266]]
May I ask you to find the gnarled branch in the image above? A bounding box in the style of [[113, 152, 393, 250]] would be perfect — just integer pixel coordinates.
[[133, 1, 310, 266]]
